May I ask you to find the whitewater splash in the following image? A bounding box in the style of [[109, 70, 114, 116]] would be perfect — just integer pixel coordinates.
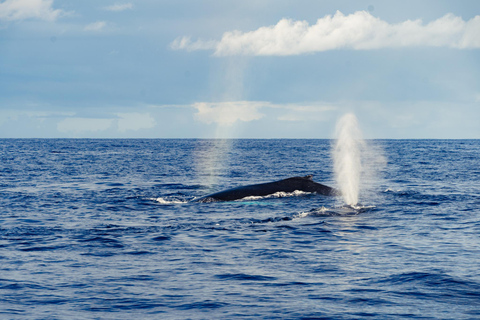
[[332, 113, 364, 206]]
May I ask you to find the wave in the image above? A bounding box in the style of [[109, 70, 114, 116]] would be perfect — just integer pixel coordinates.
[[384, 188, 402, 193], [299, 204, 375, 217], [368, 271, 480, 304]]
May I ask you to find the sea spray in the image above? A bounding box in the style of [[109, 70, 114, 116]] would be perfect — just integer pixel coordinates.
[[333, 113, 364, 206]]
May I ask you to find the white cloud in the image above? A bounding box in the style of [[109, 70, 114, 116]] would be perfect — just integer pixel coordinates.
[[84, 21, 107, 32], [190, 101, 337, 125], [57, 117, 114, 133], [0, 109, 72, 126], [172, 11, 480, 56], [55, 113, 156, 133], [170, 36, 217, 51], [104, 3, 133, 12], [192, 101, 266, 125], [117, 112, 156, 132], [0, 0, 64, 21]]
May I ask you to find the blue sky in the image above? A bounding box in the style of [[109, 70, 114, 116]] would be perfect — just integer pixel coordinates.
[[1, 0, 479, 138]]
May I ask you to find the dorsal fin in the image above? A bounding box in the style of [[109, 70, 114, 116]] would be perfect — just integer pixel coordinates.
[[304, 175, 313, 180]]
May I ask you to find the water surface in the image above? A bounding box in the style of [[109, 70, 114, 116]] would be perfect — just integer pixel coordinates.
[[1, 139, 479, 319]]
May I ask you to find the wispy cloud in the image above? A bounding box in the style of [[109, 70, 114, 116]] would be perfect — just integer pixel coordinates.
[[117, 113, 155, 132], [277, 104, 336, 121], [57, 117, 114, 133], [104, 3, 133, 12], [56, 113, 156, 133], [172, 11, 480, 55], [170, 36, 217, 51], [84, 21, 107, 32], [190, 101, 337, 125], [0, 0, 64, 21], [192, 101, 266, 125]]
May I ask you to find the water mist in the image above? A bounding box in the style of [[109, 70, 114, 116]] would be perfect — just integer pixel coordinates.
[[195, 57, 247, 189], [333, 113, 365, 206]]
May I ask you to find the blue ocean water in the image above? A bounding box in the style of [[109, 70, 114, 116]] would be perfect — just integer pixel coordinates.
[[0, 139, 479, 319]]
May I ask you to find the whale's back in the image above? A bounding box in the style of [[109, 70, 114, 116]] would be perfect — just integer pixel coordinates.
[[196, 175, 339, 202]]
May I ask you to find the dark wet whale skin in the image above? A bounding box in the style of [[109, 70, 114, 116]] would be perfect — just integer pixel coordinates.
[[196, 175, 340, 202]]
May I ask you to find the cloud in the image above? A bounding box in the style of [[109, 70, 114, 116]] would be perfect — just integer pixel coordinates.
[[84, 21, 107, 32], [171, 11, 480, 55], [57, 117, 114, 133], [190, 101, 337, 125], [56, 113, 156, 133], [192, 101, 266, 125], [0, 0, 64, 21], [104, 3, 133, 12], [0, 109, 72, 126], [277, 104, 336, 121], [170, 36, 217, 51], [117, 112, 156, 132]]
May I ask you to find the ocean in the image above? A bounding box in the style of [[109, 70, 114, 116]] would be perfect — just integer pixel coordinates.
[[0, 139, 479, 319]]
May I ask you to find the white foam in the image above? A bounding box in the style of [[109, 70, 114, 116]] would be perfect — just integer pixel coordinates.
[[295, 206, 328, 219], [297, 204, 375, 218], [238, 190, 312, 201], [152, 197, 188, 205]]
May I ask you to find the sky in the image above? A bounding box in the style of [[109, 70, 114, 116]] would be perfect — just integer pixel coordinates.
[[0, 0, 479, 138]]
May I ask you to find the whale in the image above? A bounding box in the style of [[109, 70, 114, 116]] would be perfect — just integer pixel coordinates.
[[196, 175, 340, 202]]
